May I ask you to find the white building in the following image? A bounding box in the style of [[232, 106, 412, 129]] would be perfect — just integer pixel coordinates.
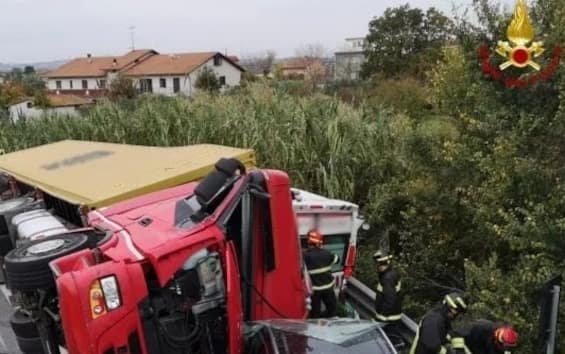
[[335, 37, 366, 80], [9, 95, 93, 122], [45, 50, 244, 97]]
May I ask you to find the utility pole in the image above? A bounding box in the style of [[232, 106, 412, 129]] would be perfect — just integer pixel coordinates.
[[129, 26, 136, 50]]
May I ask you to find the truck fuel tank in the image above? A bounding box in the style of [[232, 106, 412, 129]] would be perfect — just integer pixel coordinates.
[[12, 209, 68, 245]]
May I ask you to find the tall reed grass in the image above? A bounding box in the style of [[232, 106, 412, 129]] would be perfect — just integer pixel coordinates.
[[0, 84, 409, 207]]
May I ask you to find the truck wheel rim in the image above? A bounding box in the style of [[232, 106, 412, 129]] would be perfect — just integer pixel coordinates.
[[27, 239, 66, 255]]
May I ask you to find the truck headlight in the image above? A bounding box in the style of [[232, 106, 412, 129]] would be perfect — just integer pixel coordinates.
[[90, 275, 121, 319], [100, 276, 121, 310]]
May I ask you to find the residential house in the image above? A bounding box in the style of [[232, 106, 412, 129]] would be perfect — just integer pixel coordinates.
[[335, 37, 366, 80], [124, 52, 243, 96], [280, 57, 325, 80], [45, 50, 244, 97], [9, 94, 93, 121]]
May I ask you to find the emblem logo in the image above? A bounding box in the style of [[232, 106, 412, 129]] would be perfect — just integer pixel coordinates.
[[479, 0, 561, 88]]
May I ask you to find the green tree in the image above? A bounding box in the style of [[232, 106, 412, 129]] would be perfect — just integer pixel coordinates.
[[108, 76, 138, 100], [195, 67, 221, 93], [0, 82, 26, 109], [21, 74, 46, 97], [361, 4, 453, 79], [23, 66, 35, 75]]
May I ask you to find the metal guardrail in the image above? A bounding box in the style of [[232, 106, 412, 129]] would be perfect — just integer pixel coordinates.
[[345, 277, 417, 348]]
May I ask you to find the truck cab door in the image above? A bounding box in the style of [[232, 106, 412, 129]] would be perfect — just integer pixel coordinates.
[[225, 240, 243, 354]]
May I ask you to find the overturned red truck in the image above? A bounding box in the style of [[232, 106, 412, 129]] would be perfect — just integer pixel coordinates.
[[0, 141, 386, 354]]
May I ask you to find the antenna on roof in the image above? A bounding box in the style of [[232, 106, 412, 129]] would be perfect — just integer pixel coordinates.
[[129, 25, 136, 50]]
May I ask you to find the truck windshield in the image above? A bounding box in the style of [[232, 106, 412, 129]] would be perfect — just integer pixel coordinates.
[[264, 319, 394, 354]]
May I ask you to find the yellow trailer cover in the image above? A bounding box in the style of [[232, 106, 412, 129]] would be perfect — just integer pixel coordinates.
[[0, 140, 256, 209]]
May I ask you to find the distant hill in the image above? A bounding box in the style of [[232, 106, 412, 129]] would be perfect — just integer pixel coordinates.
[[0, 60, 67, 73]]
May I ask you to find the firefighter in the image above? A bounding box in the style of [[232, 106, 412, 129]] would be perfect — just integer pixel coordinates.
[[373, 250, 403, 323], [410, 292, 468, 354], [304, 229, 339, 318], [464, 319, 518, 354]]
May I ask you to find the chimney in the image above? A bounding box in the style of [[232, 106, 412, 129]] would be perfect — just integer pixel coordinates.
[[112, 58, 117, 66], [87, 53, 92, 63]]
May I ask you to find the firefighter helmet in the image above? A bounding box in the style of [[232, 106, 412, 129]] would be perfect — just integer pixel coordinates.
[[443, 292, 467, 313], [372, 250, 392, 264], [307, 230, 323, 246], [494, 327, 518, 348]]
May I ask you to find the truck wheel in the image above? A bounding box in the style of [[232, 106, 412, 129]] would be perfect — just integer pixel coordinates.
[[16, 336, 45, 354], [0, 232, 13, 256], [4, 233, 89, 291], [10, 310, 39, 338]]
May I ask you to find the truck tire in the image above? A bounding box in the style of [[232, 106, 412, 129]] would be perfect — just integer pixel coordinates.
[[0, 232, 13, 256], [4, 233, 89, 291], [0, 175, 8, 194], [10, 310, 39, 338], [16, 335, 45, 354]]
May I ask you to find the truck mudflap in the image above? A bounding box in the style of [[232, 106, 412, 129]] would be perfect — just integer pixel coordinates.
[[55, 258, 148, 354]]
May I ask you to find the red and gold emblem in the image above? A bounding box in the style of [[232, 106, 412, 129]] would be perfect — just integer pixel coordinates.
[[479, 0, 561, 88], [495, 0, 544, 70]]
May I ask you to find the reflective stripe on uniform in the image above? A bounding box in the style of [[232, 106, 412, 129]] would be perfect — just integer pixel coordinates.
[[308, 254, 338, 275], [444, 294, 467, 310], [376, 280, 402, 293], [375, 312, 402, 322], [439, 346, 447, 354], [450, 337, 472, 354], [312, 279, 335, 291], [308, 265, 333, 275]]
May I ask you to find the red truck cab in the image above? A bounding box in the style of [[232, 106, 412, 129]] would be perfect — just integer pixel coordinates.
[[6, 159, 308, 354]]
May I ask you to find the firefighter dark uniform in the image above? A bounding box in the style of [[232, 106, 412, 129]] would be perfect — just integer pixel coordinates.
[[464, 320, 518, 354], [304, 230, 339, 318], [410, 292, 467, 354], [373, 251, 402, 323]]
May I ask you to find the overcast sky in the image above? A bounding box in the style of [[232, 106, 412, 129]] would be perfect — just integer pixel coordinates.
[[1, 0, 511, 63]]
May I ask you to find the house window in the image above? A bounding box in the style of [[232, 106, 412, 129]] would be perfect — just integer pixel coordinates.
[[173, 78, 180, 93], [140, 78, 153, 93], [159, 78, 166, 88], [70, 80, 73, 89], [219, 76, 226, 86], [82, 80, 88, 89], [214, 55, 222, 66], [99, 79, 107, 89], [56, 80, 62, 89]]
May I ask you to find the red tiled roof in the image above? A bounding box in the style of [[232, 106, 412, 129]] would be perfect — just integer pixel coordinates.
[[281, 57, 319, 70], [46, 50, 157, 78], [46, 50, 244, 79], [122, 52, 217, 76]]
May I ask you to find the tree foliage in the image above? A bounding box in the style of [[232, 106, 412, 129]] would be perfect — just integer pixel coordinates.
[[361, 4, 453, 79], [195, 67, 221, 93], [108, 75, 138, 101]]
